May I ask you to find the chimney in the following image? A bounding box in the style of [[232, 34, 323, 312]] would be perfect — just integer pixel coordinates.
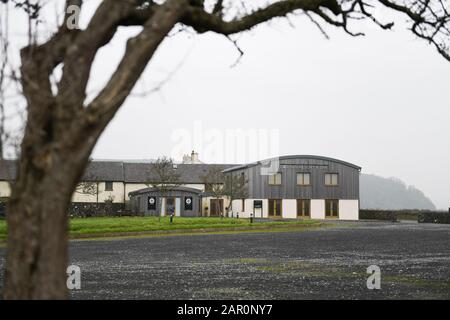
[[191, 150, 199, 163]]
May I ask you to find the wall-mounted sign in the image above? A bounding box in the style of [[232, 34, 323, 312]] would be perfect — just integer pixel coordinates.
[[184, 196, 193, 210], [283, 164, 329, 170], [148, 196, 156, 210], [254, 200, 263, 209]]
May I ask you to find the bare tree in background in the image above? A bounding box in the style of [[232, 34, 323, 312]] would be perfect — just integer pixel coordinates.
[[146, 157, 182, 219], [0, 0, 448, 299], [201, 165, 226, 217], [75, 181, 98, 198], [74, 160, 99, 199], [223, 172, 248, 217]]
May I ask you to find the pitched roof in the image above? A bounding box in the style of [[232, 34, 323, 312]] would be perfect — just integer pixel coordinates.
[[1, 155, 360, 182], [0, 160, 237, 183], [82, 161, 124, 182], [123, 163, 235, 183]]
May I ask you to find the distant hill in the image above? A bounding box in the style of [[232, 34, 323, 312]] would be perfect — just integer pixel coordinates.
[[360, 174, 436, 210]]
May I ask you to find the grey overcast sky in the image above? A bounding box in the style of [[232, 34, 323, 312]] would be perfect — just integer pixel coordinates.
[[5, 1, 450, 209]]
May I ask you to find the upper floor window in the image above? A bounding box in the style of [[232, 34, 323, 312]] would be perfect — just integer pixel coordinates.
[[325, 173, 338, 186], [268, 173, 282, 185], [296, 173, 311, 186], [105, 181, 113, 191]]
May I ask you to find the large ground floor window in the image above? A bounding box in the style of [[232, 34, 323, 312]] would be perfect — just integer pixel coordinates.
[[268, 199, 282, 217], [165, 197, 175, 216], [297, 199, 311, 218], [325, 199, 339, 218]]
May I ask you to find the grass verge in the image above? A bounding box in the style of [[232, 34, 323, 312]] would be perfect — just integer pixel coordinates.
[[0, 216, 325, 242]]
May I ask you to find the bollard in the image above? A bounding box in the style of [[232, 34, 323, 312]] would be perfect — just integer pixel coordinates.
[[170, 213, 174, 224]]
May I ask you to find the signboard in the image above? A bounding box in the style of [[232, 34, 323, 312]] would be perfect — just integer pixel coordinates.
[[148, 196, 156, 210], [254, 200, 263, 209], [184, 196, 193, 210]]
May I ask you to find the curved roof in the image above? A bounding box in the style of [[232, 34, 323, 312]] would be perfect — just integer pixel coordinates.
[[222, 155, 361, 173], [128, 186, 204, 196]]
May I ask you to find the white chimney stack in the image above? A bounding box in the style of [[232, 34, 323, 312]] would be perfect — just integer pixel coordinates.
[[191, 150, 200, 163]]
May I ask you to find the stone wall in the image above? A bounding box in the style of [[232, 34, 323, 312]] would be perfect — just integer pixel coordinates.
[[0, 201, 5, 218], [68, 202, 133, 218]]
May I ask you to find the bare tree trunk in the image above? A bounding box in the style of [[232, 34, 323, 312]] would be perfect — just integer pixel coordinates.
[[3, 95, 98, 298], [4, 145, 93, 299], [2, 0, 186, 299], [4, 0, 437, 300]]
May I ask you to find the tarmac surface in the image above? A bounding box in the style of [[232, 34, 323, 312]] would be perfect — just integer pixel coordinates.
[[0, 221, 449, 299]]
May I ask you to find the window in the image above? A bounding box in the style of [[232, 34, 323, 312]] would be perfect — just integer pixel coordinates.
[[268, 199, 282, 217], [268, 173, 282, 185], [297, 173, 311, 185], [105, 181, 113, 191], [325, 200, 339, 218], [297, 199, 310, 218], [325, 173, 339, 186]]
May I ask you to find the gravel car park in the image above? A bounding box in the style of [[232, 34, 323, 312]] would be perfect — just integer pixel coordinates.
[[1, 221, 449, 299]]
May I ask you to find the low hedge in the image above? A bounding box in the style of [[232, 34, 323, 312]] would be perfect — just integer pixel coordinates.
[[359, 210, 398, 221], [360, 209, 450, 224], [418, 211, 450, 224]]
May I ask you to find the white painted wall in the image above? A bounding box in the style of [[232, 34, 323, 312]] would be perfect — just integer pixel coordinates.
[[98, 182, 125, 203], [175, 197, 181, 217], [282, 199, 297, 219], [201, 196, 231, 217], [231, 199, 243, 213], [72, 189, 97, 203], [243, 199, 253, 218], [0, 181, 11, 198], [235, 199, 268, 218], [72, 182, 125, 203], [339, 200, 359, 220], [311, 199, 325, 219], [125, 183, 149, 201], [233, 198, 360, 220]]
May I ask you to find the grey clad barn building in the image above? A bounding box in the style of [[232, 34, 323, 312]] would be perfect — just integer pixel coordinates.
[[129, 187, 204, 217], [224, 155, 361, 220], [0, 152, 361, 220]]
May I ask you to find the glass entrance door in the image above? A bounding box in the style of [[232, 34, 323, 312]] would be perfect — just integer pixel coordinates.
[[268, 199, 282, 218], [165, 197, 175, 216]]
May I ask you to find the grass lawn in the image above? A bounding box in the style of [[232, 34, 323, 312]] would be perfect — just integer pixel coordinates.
[[0, 216, 322, 240], [0, 219, 6, 241]]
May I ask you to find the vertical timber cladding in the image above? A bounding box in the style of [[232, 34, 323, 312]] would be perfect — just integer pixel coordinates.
[[225, 155, 361, 220], [243, 156, 360, 200]]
